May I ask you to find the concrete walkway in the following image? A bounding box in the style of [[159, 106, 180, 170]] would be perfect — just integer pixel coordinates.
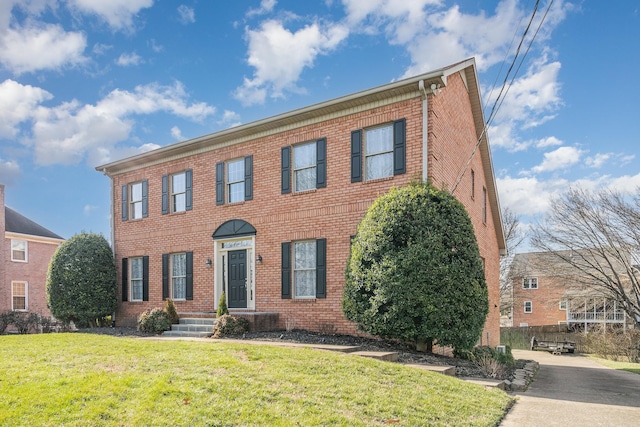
[[501, 350, 640, 426]]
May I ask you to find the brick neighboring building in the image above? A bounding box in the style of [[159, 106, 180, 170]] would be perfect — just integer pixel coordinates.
[[0, 185, 64, 317], [509, 251, 630, 330], [97, 58, 506, 347]]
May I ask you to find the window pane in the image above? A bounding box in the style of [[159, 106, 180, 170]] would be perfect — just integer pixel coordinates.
[[228, 182, 244, 203], [295, 270, 316, 297], [173, 278, 186, 300], [173, 193, 186, 212], [295, 167, 316, 192], [172, 173, 186, 193], [172, 253, 186, 276], [172, 253, 186, 300], [227, 159, 244, 183], [12, 240, 26, 261], [12, 282, 26, 310], [294, 242, 315, 269], [294, 142, 316, 169], [130, 183, 142, 202], [131, 258, 143, 280], [132, 201, 143, 219], [132, 280, 143, 301], [365, 125, 392, 155], [366, 152, 393, 180]]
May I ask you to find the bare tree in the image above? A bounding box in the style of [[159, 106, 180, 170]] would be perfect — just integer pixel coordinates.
[[531, 188, 640, 327], [499, 208, 527, 316]]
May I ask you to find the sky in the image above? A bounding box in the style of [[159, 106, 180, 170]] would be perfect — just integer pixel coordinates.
[[0, 0, 639, 252]]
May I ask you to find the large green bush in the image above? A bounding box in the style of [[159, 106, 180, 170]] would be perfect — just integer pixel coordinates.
[[46, 232, 117, 327], [342, 182, 488, 353], [137, 308, 171, 334]]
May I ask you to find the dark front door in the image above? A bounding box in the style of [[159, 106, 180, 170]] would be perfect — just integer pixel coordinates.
[[228, 250, 247, 308]]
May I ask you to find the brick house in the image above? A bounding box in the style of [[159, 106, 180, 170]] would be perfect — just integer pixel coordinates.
[[509, 251, 629, 330], [0, 184, 64, 317], [97, 58, 506, 347]]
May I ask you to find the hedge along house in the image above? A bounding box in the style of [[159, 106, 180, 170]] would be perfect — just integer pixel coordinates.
[[97, 58, 506, 347]]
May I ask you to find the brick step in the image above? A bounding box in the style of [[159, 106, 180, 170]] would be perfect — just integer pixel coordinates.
[[162, 330, 212, 338], [162, 317, 216, 338], [178, 318, 216, 326]]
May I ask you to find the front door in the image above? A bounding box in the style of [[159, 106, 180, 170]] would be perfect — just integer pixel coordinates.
[[227, 250, 247, 308]]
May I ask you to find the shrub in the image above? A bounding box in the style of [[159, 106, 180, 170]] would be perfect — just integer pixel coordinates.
[[38, 316, 56, 333], [212, 314, 249, 338], [217, 292, 229, 318], [0, 311, 16, 334], [164, 298, 179, 324], [13, 312, 40, 334], [584, 329, 640, 363], [343, 182, 488, 353], [469, 346, 513, 378], [137, 308, 171, 334]]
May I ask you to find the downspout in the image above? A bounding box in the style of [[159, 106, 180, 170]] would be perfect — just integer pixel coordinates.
[[102, 168, 116, 326], [418, 80, 429, 182]]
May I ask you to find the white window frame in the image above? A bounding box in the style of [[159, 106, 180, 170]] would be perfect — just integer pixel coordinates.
[[523, 277, 538, 289], [559, 300, 567, 310], [519, 322, 529, 327], [129, 182, 143, 220], [12, 281, 28, 311], [293, 141, 317, 192], [11, 239, 28, 262], [171, 172, 187, 213], [226, 158, 245, 203], [293, 240, 316, 299], [524, 301, 532, 313], [130, 257, 144, 302], [364, 123, 394, 181], [171, 252, 187, 301]]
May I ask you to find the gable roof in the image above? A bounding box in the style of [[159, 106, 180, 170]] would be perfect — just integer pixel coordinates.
[[5, 206, 63, 240]]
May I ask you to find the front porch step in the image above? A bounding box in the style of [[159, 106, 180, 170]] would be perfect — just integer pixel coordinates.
[[163, 317, 216, 338], [349, 351, 399, 362]]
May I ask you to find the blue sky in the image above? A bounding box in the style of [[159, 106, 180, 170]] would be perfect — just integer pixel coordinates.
[[0, 0, 639, 250]]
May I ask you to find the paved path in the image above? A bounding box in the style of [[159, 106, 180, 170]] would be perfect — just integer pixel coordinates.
[[501, 350, 640, 426]]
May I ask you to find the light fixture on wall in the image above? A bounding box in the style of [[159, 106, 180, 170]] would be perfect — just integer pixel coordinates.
[[205, 258, 212, 267], [257, 254, 263, 264]]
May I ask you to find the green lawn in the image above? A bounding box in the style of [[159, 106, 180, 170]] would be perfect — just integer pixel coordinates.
[[0, 334, 512, 426], [590, 356, 640, 375]]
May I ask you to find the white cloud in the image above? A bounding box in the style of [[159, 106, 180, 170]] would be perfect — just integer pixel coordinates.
[[0, 80, 53, 138], [0, 158, 22, 186], [247, 0, 277, 17], [116, 52, 143, 66], [218, 110, 242, 127], [177, 5, 195, 24], [149, 38, 163, 52], [171, 126, 183, 140], [93, 142, 161, 165], [67, 0, 153, 31], [532, 146, 583, 173], [93, 43, 113, 55], [0, 22, 87, 74], [83, 204, 97, 215], [497, 175, 568, 217], [235, 19, 348, 105], [536, 136, 563, 148], [585, 153, 610, 169]]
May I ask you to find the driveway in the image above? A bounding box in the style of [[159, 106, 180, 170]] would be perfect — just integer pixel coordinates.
[[500, 350, 640, 426]]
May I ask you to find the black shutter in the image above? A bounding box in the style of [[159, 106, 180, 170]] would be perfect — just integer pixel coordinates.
[[185, 169, 193, 211], [281, 146, 291, 194], [281, 242, 291, 299], [162, 175, 169, 214], [244, 155, 253, 201], [316, 238, 326, 298], [142, 180, 148, 218], [351, 130, 362, 182], [216, 162, 225, 205], [142, 256, 149, 301], [393, 118, 406, 175], [122, 258, 128, 301], [316, 138, 326, 188], [121, 185, 128, 221], [162, 254, 169, 300], [186, 251, 193, 301]]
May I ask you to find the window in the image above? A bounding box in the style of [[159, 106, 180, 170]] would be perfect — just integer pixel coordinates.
[[524, 301, 532, 313], [12, 281, 27, 311], [351, 119, 405, 182], [217, 157, 252, 204], [365, 124, 394, 180], [171, 253, 187, 300], [11, 240, 27, 262], [523, 277, 538, 289], [121, 180, 148, 221], [519, 322, 529, 327], [294, 241, 316, 298], [281, 239, 326, 299], [559, 300, 567, 310], [471, 169, 475, 199], [130, 257, 144, 301], [482, 186, 487, 223], [293, 142, 317, 192], [162, 170, 192, 214], [281, 141, 325, 194]]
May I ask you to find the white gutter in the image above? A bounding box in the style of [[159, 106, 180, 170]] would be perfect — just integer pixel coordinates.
[[419, 80, 429, 182]]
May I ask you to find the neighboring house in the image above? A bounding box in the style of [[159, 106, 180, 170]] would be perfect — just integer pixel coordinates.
[[509, 251, 629, 331], [0, 184, 64, 317], [97, 58, 506, 346]]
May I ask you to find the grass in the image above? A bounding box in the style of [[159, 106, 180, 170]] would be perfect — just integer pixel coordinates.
[[0, 334, 512, 426], [589, 356, 640, 375]]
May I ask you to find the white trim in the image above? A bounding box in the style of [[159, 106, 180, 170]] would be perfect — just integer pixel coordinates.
[[6, 231, 64, 245], [524, 301, 533, 313], [11, 281, 28, 311], [214, 236, 255, 310], [10, 239, 28, 263]]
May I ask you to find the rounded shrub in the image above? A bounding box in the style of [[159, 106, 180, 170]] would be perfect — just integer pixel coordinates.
[[164, 298, 180, 324], [212, 314, 249, 338], [137, 308, 171, 334]]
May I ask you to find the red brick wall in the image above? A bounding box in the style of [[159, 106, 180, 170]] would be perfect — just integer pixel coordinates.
[[512, 275, 567, 326], [111, 76, 502, 348]]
